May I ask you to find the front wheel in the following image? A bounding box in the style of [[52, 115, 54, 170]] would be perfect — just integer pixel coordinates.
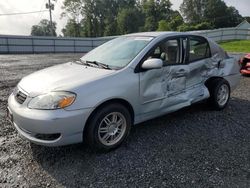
[[207, 78, 231, 110], [85, 103, 131, 151]]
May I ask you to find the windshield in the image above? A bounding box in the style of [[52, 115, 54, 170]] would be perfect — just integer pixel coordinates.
[[81, 36, 153, 69]]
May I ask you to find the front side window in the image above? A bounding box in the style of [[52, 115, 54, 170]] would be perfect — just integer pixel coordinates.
[[81, 36, 153, 69], [189, 37, 211, 62], [147, 39, 182, 65]]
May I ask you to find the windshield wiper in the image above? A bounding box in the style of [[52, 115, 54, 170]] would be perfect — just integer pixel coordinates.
[[86, 60, 112, 70], [76, 59, 92, 67], [77, 59, 112, 70]]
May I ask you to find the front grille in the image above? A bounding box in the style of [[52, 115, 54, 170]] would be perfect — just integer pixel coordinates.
[[15, 90, 27, 104]]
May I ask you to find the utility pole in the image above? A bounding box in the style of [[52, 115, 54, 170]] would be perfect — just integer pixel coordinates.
[[46, 0, 55, 36]]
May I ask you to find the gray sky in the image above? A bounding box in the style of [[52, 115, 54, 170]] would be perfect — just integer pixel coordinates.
[[0, 0, 249, 36]]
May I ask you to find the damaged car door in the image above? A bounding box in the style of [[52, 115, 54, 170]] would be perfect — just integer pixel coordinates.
[[139, 37, 190, 116], [185, 36, 212, 101]]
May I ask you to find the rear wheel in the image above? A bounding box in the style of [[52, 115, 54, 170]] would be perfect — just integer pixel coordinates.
[[85, 103, 131, 151], [207, 78, 230, 110]]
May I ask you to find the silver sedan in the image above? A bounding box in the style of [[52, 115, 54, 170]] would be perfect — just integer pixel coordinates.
[[7, 32, 240, 151]]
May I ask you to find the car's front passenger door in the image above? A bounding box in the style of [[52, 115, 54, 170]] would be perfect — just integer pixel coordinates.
[[139, 37, 190, 115]]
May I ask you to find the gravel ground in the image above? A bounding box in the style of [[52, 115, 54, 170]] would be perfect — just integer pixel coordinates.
[[0, 54, 249, 188]]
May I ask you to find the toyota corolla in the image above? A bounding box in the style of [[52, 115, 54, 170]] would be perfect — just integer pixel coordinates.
[[7, 32, 240, 151]]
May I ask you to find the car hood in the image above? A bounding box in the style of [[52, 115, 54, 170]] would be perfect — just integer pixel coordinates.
[[18, 62, 115, 97]]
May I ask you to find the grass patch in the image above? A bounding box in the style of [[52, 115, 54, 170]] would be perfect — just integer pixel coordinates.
[[218, 40, 250, 53]]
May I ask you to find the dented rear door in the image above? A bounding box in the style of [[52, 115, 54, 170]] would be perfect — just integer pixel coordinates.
[[186, 36, 212, 88]]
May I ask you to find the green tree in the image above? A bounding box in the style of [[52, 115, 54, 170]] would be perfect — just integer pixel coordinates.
[[180, 0, 206, 24], [141, 0, 172, 31], [178, 24, 195, 32], [180, 0, 243, 29], [101, 0, 119, 36], [225, 6, 243, 27], [178, 22, 213, 31], [102, 0, 138, 36], [31, 19, 57, 36], [203, 0, 243, 28], [62, 19, 83, 37], [194, 22, 213, 30], [61, 0, 84, 22], [117, 8, 142, 34], [244, 17, 250, 23], [168, 11, 184, 31], [203, 0, 228, 28], [81, 0, 101, 37], [62, 0, 139, 37], [155, 10, 183, 31], [157, 20, 170, 31], [61, 0, 177, 36], [61, 0, 84, 36]]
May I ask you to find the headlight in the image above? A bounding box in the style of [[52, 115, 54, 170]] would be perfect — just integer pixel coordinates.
[[28, 91, 76, 110]]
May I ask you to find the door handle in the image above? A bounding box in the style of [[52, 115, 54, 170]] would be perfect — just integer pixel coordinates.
[[174, 69, 187, 77], [176, 69, 186, 74]]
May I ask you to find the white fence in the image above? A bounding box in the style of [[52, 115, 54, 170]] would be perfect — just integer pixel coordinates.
[[0, 28, 249, 54], [192, 27, 250, 41], [0, 35, 114, 54]]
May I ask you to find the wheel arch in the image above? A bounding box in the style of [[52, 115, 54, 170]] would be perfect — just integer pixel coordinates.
[[204, 76, 230, 89], [83, 98, 135, 136]]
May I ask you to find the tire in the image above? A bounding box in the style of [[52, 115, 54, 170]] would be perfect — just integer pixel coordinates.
[[207, 78, 231, 110], [85, 103, 132, 151]]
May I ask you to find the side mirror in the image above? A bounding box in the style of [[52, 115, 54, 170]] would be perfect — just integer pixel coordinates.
[[141, 58, 163, 70]]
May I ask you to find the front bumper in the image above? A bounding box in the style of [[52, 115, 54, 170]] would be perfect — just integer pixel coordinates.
[[8, 93, 92, 146]]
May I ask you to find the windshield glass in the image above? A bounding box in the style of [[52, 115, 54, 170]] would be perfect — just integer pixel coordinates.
[[81, 36, 153, 69]]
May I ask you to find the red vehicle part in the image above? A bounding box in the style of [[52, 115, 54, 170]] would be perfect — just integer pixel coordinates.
[[239, 53, 250, 75]]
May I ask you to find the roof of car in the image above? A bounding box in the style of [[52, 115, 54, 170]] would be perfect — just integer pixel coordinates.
[[125, 31, 181, 37]]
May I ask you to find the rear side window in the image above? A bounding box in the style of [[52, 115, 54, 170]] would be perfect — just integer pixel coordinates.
[[189, 37, 210, 62]]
